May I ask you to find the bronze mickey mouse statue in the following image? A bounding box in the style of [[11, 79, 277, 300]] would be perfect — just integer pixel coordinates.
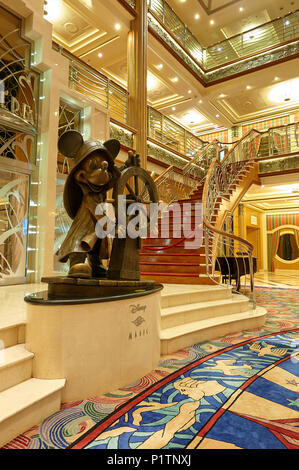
[[57, 130, 137, 279]]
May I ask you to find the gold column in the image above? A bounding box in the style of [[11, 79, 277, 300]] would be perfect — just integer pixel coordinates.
[[127, 0, 148, 168]]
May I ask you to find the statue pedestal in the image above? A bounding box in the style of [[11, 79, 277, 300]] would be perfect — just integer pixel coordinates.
[[25, 279, 163, 402]]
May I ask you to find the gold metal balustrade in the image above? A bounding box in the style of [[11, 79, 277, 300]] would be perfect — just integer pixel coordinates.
[[148, 0, 299, 70]]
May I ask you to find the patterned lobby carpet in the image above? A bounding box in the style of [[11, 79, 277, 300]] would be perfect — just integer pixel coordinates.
[[3, 287, 299, 450]]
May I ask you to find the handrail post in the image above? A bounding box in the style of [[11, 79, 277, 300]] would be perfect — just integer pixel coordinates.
[[249, 252, 256, 310]]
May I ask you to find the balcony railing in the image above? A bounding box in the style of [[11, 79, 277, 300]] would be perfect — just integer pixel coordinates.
[[148, 106, 206, 157], [54, 44, 129, 124], [148, 0, 299, 78], [231, 122, 299, 162], [206, 12, 299, 69]]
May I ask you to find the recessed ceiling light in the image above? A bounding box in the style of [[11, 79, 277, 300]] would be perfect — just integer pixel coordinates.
[[210, 20, 215, 25], [182, 111, 205, 125], [115, 23, 121, 30], [274, 76, 280, 81], [246, 85, 252, 90], [219, 93, 226, 98], [216, 114, 220, 118], [199, 99, 203, 103], [268, 78, 299, 103], [44, 0, 62, 21], [195, 13, 200, 20], [239, 7, 244, 12], [147, 73, 158, 91], [172, 107, 176, 111], [98, 52, 103, 58], [188, 90, 192, 94], [156, 63, 163, 70], [171, 77, 179, 82]]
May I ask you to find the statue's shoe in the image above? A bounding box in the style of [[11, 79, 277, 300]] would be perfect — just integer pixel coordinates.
[[68, 263, 92, 278]]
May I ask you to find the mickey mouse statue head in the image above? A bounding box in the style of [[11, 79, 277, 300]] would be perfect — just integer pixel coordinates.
[[57, 130, 121, 279]]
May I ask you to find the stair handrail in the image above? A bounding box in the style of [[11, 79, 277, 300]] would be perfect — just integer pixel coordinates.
[[202, 145, 257, 308]]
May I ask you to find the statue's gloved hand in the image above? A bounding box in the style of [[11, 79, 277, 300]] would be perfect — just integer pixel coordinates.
[[124, 151, 141, 168]]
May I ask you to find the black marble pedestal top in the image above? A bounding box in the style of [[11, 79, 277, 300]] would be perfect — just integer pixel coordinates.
[[25, 277, 163, 305]]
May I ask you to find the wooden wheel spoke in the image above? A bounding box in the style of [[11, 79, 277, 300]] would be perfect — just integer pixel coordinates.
[[125, 183, 137, 200], [134, 176, 139, 197]]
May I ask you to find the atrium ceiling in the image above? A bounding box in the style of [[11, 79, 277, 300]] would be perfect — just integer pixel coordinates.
[[46, 0, 299, 135]]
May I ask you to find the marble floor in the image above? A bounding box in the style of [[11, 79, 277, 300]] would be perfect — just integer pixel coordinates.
[[254, 271, 299, 288]]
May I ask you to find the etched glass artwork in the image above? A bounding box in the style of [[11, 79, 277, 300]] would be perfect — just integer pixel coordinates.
[[0, 169, 29, 282]]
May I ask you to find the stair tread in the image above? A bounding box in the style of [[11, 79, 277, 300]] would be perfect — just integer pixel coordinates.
[[141, 272, 211, 277], [161, 285, 232, 298], [0, 321, 26, 332], [0, 378, 66, 423], [140, 253, 204, 257], [0, 344, 34, 371], [160, 307, 266, 339], [161, 295, 248, 316], [140, 262, 204, 266]]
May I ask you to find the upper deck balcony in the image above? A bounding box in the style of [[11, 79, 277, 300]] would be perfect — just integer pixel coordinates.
[[148, 0, 299, 84]]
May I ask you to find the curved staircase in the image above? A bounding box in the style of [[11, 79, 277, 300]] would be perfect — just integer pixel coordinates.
[[140, 145, 259, 285], [140, 185, 216, 284], [142, 133, 267, 353]]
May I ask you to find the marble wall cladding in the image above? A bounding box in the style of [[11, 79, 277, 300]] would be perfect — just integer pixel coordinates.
[[147, 142, 187, 169], [259, 155, 299, 174], [127, 0, 136, 8], [110, 123, 135, 150]]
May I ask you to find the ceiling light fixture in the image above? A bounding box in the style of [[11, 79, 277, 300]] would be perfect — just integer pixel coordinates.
[[44, 0, 62, 22], [115, 23, 121, 30], [210, 20, 215, 25], [156, 63, 163, 70], [172, 107, 176, 111], [171, 77, 179, 82], [268, 78, 299, 103], [239, 7, 244, 12], [98, 52, 103, 58], [246, 85, 252, 90], [182, 111, 205, 125], [147, 73, 158, 91], [195, 13, 200, 20]]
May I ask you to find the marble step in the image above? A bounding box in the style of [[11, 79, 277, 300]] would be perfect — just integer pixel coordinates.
[[0, 344, 34, 393], [160, 306, 267, 355], [0, 378, 65, 448], [0, 323, 26, 349], [161, 285, 232, 308], [161, 295, 249, 329]]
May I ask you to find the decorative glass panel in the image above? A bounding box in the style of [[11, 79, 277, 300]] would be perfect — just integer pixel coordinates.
[[54, 101, 82, 273], [0, 169, 29, 282]]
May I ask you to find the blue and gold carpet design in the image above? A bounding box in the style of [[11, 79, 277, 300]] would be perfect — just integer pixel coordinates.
[[3, 287, 299, 450], [71, 330, 299, 449]]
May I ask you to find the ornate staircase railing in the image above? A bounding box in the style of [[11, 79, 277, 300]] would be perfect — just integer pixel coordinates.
[[202, 133, 260, 309], [154, 141, 220, 204]]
